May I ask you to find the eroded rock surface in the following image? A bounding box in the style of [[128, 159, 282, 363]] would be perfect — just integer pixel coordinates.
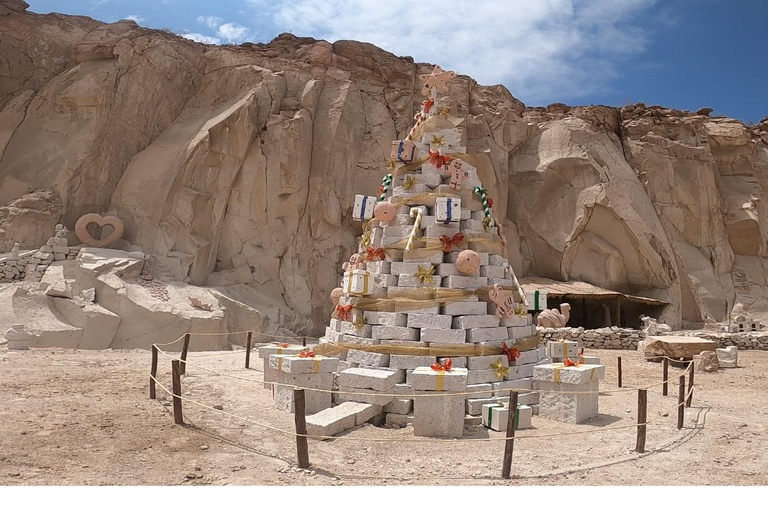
[[2, 3, 768, 335]]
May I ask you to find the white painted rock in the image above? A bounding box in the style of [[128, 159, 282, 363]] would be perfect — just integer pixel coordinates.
[[715, 346, 738, 368]]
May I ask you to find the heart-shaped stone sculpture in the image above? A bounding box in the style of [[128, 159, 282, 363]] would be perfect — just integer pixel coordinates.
[[75, 213, 125, 248]]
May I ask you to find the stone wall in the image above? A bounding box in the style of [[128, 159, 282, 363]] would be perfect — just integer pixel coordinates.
[[538, 327, 768, 351]]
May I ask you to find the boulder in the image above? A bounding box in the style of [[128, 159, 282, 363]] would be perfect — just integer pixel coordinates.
[[697, 350, 719, 372], [715, 346, 738, 368], [640, 335, 717, 359]]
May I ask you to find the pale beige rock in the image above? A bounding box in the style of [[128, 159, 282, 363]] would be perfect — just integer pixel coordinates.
[[640, 335, 717, 359], [697, 350, 719, 372]]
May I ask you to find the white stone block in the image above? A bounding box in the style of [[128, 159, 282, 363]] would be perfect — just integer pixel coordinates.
[[410, 366, 468, 391], [538, 380, 599, 423], [338, 321, 373, 338], [364, 311, 407, 326], [489, 254, 509, 266], [466, 326, 508, 342], [403, 251, 444, 264], [467, 368, 503, 384], [467, 355, 509, 370], [467, 397, 506, 415], [487, 277, 514, 287], [341, 335, 380, 346], [420, 328, 466, 343], [516, 348, 543, 366], [436, 263, 475, 276], [306, 402, 382, 438], [508, 324, 537, 339], [407, 313, 452, 329], [452, 315, 500, 329], [389, 354, 436, 370], [346, 349, 390, 367], [466, 383, 493, 399], [383, 398, 413, 414], [425, 225, 460, 239], [391, 261, 436, 275], [385, 413, 414, 427], [365, 260, 391, 274], [273, 373, 333, 414], [715, 346, 738, 368], [336, 388, 394, 407], [441, 301, 488, 316], [339, 367, 403, 391], [507, 363, 538, 380], [479, 265, 506, 279], [500, 314, 532, 327], [384, 225, 420, 238], [442, 276, 488, 289], [269, 354, 338, 374], [547, 340, 580, 358], [492, 378, 533, 395], [532, 363, 605, 385], [371, 325, 419, 341], [414, 394, 465, 438]]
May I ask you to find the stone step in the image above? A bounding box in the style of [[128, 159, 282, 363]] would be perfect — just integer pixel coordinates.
[[306, 401, 383, 439]]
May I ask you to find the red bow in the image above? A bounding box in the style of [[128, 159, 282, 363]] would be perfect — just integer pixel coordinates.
[[365, 246, 386, 261], [298, 350, 316, 358], [431, 358, 453, 372], [428, 149, 452, 168], [335, 304, 353, 321], [422, 97, 435, 114], [439, 233, 464, 253], [500, 342, 521, 365], [563, 358, 581, 367], [278, 342, 290, 348], [487, 197, 494, 209]]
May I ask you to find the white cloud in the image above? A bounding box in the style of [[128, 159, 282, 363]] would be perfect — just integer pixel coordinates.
[[125, 14, 145, 24], [260, 0, 658, 104], [217, 22, 251, 43], [197, 15, 223, 30], [182, 32, 222, 45]]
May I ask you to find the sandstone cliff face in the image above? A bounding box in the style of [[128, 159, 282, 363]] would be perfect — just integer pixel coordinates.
[[2, 2, 767, 332]]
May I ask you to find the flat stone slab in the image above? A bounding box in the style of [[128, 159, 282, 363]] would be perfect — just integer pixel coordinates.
[[533, 363, 605, 385], [641, 335, 717, 359], [269, 354, 338, 374], [306, 402, 382, 438]]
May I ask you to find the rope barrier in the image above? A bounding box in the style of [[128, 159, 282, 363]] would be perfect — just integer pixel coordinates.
[[150, 371, 697, 443]]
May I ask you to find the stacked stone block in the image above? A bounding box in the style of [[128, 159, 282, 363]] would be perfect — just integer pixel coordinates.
[[0, 224, 81, 283]]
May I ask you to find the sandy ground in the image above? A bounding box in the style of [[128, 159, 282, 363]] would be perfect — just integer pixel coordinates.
[[1, 345, 766, 486]]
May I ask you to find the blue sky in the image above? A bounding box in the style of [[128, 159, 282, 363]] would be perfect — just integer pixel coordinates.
[[27, 0, 768, 123]]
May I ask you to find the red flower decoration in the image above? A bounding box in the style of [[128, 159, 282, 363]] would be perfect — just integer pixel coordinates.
[[439, 233, 464, 253], [500, 342, 521, 365], [563, 358, 581, 367], [428, 149, 452, 168], [365, 246, 386, 261], [421, 97, 435, 114], [431, 358, 453, 372], [278, 342, 290, 348], [334, 304, 353, 321], [298, 350, 316, 358]]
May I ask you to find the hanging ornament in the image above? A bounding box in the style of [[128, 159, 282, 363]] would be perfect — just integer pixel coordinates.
[[330, 287, 344, 305], [374, 202, 396, 222], [455, 249, 481, 275]]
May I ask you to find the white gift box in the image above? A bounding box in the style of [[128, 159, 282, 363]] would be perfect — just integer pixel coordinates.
[[547, 340, 580, 359], [353, 194, 377, 221], [526, 290, 547, 311], [342, 269, 372, 296], [481, 403, 533, 431], [435, 197, 461, 224], [391, 139, 417, 163]]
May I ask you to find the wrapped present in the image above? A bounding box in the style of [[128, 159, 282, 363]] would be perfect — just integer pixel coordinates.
[[410, 364, 468, 392], [532, 362, 605, 385], [390, 140, 416, 163], [482, 403, 533, 431], [526, 290, 547, 311], [353, 194, 376, 221], [435, 197, 461, 224], [547, 340, 579, 359], [342, 269, 372, 296]]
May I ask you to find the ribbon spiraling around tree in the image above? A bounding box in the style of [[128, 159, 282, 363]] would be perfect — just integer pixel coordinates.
[[439, 233, 464, 253], [298, 349, 316, 358], [365, 246, 386, 261], [428, 149, 452, 168], [490, 358, 510, 378], [431, 358, 453, 372], [334, 304, 353, 321], [500, 342, 521, 365]]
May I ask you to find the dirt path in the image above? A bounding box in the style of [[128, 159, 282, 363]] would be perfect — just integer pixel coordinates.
[[1, 346, 766, 485]]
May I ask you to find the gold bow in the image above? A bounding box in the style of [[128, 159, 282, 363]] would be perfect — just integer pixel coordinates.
[[490, 358, 509, 378], [413, 264, 436, 284], [402, 175, 416, 190], [431, 135, 445, 146]]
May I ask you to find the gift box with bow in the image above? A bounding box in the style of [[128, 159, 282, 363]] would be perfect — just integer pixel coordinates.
[[342, 269, 372, 296], [353, 194, 377, 221], [410, 363, 468, 392], [435, 197, 461, 224], [390, 139, 417, 163], [546, 339, 579, 359], [481, 403, 533, 431]]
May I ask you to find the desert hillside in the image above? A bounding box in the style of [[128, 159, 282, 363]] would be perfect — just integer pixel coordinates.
[[2, 0, 768, 333]]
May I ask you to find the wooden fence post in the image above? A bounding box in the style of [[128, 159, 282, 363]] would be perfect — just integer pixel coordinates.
[[149, 345, 158, 399], [302, 336, 307, 347], [635, 389, 647, 453], [179, 333, 191, 375], [662, 357, 669, 397], [245, 331, 253, 369], [501, 391, 519, 479], [171, 359, 184, 425], [677, 375, 685, 429], [293, 388, 310, 469], [686, 363, 694, 407], [617, 356, 623, 388]]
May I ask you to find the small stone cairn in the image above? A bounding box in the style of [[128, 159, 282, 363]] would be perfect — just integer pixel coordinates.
[[0, 224, 80, 283]]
